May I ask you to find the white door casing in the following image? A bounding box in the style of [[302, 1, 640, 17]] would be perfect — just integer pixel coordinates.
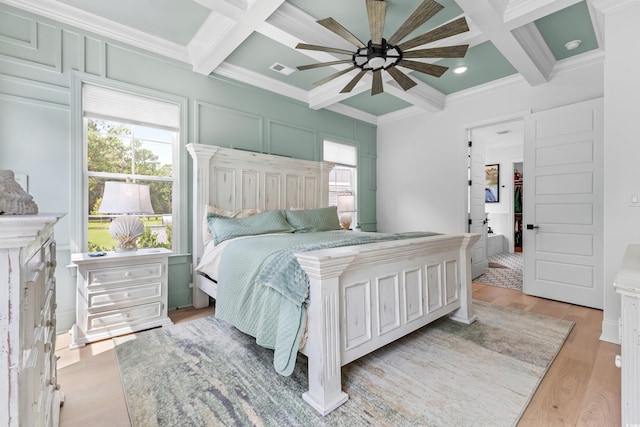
[[523, 98, 604, 309], [468, 136, 488, 279]]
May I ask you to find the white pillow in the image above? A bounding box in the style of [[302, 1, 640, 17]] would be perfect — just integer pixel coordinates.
[[202, 205, 261, 245]]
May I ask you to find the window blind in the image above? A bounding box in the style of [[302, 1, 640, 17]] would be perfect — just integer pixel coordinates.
[[83, 84, 180, 131], [324, 140, 357, 166]]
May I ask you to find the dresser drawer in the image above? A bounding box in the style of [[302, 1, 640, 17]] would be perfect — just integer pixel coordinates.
[[87, 282, 162, 311], [87, 302, 164, 332], [87, 262, 163, 287]]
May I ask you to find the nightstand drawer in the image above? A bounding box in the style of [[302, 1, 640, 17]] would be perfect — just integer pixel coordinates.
[[87, 262, 163, 287], [87, 302, 163, 332], [87, 282, 162, 311]]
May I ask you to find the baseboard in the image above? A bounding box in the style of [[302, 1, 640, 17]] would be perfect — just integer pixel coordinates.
[[600, 318, 620, 344]]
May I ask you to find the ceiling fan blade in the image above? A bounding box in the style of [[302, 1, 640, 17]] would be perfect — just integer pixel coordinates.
[[386, 66, 417, 91], [388, 0, 443, 45], [402, 45, 469, 59], [313, 66, 357, 86], [296, 43, 354, 56], [366, 0, 387, 45], [317, 17, 366, 48], [340, 69, 368, 93], [371, 69, 384, 95], [297, 59, 353, 71], [399, 17, 469, 51], [398, 60, 448, 77]]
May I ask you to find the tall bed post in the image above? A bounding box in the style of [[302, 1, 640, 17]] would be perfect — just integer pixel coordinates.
[[186, 144, 218, 309], [296, 252, 354, 415], [449, 233, 478, 324]]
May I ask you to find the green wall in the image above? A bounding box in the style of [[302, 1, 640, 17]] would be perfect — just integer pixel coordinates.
[[0, 4, 377, 333]]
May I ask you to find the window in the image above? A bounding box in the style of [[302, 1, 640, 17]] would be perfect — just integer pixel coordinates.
[[323, 140, 357, 224], [82, 84, 180, 252]]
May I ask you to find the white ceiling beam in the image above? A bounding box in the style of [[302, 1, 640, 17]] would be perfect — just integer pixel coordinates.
[[457, 0, 554, 86], [188, 0, 284, 75]]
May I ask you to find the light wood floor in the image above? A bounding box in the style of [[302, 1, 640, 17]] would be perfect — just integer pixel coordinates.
[[55, 283, 621, 426]]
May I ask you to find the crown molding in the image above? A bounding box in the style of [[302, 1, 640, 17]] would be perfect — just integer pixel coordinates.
[[591, 0, 640, 14], [377, 106, 425, 126], [213, 62, 377, 124], [214, 61, 307, 104], [0, 0, 191, 63], [324, 103, 378, 125]]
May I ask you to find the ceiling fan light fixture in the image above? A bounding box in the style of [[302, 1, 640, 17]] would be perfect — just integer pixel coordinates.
[[295, 0, 470, 96], [453, 66, 468, 74]]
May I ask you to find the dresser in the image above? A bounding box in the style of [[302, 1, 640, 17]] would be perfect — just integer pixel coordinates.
[[0, 213, 64, 427], [613, 244, 640, 426], [70, 248, 173, 348]]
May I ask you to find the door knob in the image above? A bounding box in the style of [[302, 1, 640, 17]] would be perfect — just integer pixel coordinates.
[[526, 224, 539, 230]]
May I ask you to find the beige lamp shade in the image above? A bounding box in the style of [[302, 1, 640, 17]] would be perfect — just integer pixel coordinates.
[[99, 182, 154, 214], [99, 181, 153, 252], [337, 194, 355, 213]]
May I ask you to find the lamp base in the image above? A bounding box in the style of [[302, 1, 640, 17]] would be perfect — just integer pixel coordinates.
[[339, 213, 352, 230], [109, 215, 145, 252]]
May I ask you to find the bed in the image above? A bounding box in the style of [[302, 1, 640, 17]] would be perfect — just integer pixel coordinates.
[[186, 143, 480, 415]]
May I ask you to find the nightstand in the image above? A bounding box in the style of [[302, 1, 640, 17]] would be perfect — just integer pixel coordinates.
[[70, 248, 173, 349]]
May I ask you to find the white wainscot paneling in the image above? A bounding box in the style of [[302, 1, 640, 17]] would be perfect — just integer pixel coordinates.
[[426, 262, 443, 312], [376, 273, 400, 335], [445, 259, 459, 304], [343, 280, 371, 351], [403, 267, 424, 323], [240, 170, 259, 210], [264, 173, 281, 211], [213, 167, 235, 210]]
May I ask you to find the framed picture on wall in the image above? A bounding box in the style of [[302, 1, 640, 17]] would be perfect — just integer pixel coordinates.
[[485, 164, 499, 203]]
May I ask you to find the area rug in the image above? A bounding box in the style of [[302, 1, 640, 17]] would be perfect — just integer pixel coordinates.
[[476, 253, 524, 291], [114, 301, 573, 427]]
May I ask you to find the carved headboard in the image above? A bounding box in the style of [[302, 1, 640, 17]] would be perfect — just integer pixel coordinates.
[[186, 143, 335, 266]]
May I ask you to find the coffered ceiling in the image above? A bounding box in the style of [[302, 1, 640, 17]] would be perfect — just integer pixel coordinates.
[[2, 0, 607, 123]]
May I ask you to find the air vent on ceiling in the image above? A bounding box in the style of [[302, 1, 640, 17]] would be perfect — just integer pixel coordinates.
[[496, 130, 512, 135], [270, 63, 295, 76]]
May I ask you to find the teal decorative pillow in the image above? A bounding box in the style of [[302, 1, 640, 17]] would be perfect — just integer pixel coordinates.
[[285, 206, 341, 233], [208, 210, 294, 245]]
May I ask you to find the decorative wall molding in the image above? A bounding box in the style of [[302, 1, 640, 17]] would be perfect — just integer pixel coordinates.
[[0, 73, 69, 106]]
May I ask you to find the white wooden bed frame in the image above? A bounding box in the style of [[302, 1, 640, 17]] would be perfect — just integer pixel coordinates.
[[187, 143, 480, 415]]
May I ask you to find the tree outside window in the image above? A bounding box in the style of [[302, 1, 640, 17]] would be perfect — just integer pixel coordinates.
[[86, 118, 175, 252]]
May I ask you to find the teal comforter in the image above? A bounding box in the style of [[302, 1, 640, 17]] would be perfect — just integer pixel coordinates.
[[215, 230, 438, 375]]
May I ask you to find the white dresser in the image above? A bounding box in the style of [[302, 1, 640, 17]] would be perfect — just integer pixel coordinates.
[[0, 213, 64, 427], [70, 248, 173, 348], [613, 244, 640, 426]]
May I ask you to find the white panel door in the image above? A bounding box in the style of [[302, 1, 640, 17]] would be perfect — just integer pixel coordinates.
[[523, 98, 603, 308], [469, 136, 488, 279]]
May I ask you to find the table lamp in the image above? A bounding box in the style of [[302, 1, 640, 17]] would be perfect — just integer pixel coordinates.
[[99, 181, 153, 251], [337, 194, 355, 230]]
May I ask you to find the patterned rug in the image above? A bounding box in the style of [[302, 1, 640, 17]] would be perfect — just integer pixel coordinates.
[[114, 301, 572, 427], [476, 253, 523, 291]]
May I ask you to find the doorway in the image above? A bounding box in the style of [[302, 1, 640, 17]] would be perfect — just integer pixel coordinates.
[[468, 118, 524, 290]]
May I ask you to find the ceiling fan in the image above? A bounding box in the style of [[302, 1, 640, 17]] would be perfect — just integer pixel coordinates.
[[295, 0, 469, 96]]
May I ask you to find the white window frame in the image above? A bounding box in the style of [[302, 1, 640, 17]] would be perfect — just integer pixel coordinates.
[[70, 73, 188, 254], [323, 139, 358, 224]]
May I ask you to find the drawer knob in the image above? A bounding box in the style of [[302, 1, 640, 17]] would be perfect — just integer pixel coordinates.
[[125, 272, 132, 277], [124, 293, 130, 298]]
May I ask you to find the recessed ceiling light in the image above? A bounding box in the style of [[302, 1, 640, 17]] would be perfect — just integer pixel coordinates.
[[453, 66, 468, 74], [564, 39, 582, 51]]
